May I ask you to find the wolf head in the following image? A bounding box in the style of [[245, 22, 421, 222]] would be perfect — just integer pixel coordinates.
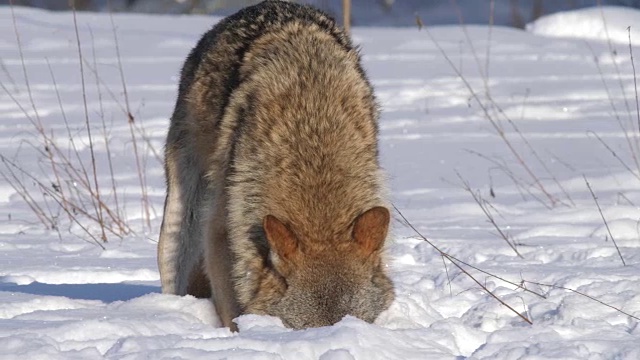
[[248, 206, 394, 329]]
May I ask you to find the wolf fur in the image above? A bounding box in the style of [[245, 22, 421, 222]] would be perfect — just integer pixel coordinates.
[[158, 0, 394, 330]]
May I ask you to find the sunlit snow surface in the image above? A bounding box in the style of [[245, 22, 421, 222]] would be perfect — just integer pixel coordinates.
[[1, 5, 639, 359], [527, 6, 640, 45]]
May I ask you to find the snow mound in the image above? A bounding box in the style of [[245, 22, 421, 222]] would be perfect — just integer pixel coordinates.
[[526, 5, 640, 45]]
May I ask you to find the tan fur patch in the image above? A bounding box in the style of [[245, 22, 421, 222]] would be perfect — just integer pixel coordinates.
[[159, 0, 394, 330]]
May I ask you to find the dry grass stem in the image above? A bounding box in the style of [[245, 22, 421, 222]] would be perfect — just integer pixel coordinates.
[[598, 0, 634, 129], [583, 175, 626, 266], [457, 172, 524, 258], [523, 280, 639, 321], [416, 14, 562, 209], [0, 161, 53, 229], [629, 27, 640, 134], [465, 149, 543, 203], [109, 9, 151, 230], [588, 131, 640, 182], [0, 155, 106, 249], [0, 59, 18, 93], [0, 1, 141, 244], [71, 1, 107, 242], [393, 204, 535, 324]]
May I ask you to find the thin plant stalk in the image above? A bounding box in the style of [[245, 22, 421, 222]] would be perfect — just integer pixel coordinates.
[[457, 172, 524, 258], [71, 1, 107, 243], [523, 280, 639, 321], [584, 175, 626, 266], [89, 26, 126, 235], [416, 15, 558, 208], [393, 204, 534, 324], [585, 42, 640, 177], [1, 155, 107, 249], [628, 27, 640, 134], [109, 6, 151, 230], [0, 163, 53, 229], [598, 0, 634, 129]]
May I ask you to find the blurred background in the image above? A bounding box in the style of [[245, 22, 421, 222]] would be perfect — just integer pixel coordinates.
[[1, 0, 639, 28]]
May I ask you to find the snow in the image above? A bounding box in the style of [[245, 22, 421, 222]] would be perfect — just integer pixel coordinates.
[[527, 5, 640, 45], [1, 4, 640, 359], [7, 0, 639, 29]]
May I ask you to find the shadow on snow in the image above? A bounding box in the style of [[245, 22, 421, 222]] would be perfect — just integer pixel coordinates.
[[0, 281, 160, 303]]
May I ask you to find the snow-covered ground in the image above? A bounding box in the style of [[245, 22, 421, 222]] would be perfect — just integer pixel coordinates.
[[1, 4, 639, 359], [4, 0, 640, 28], [527, 5, 640, 45]]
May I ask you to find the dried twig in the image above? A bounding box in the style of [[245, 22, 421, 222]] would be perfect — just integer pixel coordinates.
[[485, 0, 494, 99], [71, 1, 107, 243], [585, 43, 640, 180], [465, 149, 539, 202], [588, 131, 640, 182], [457, 172, 524, 258], [523, 280, 639, 321], [0, 155, 105, 249], [109, 7, 151, 230], [0, 1, 136, 244], [629, 27, 640, 135], [0, 59, 18, 93], [416, 14, 560, 209], [598, 0, 634, 128], [89, 27, 126, 235], [0, 162, 53, 229], [584, 175, 626, 266], [393, 204, 534, 324]]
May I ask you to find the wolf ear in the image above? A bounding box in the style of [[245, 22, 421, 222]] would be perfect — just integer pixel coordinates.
[[353, 206, 390, 254], [263, 215, 298, 260]]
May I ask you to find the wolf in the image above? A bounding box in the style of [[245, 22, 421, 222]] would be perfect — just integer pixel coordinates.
[[158, 0, 394, 331]]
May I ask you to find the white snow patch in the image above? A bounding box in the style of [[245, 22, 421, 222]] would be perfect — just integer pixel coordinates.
[[527, 6, 640, 45]]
